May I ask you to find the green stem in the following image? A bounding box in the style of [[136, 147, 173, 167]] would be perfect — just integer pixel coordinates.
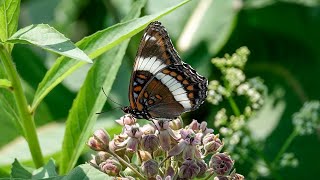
[[107, 149, 146, 180], [271, 129, 299, 168], [0, 45, 44, 167], [227, 95, 241, 116], [204, 172, 215, 180]]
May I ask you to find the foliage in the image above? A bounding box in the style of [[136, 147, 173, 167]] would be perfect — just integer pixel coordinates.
[[0, 0, 319, 179]]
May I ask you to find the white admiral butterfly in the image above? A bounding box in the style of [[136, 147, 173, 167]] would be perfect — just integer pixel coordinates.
[[122, 21, 208, 120]]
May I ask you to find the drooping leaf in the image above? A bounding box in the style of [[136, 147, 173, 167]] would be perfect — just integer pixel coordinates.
[[59, 0, 147, 174], [10, 159, 32, 179], [31, 0, 191, 113], [177, 0, 239, 55], [0, 0, 20, 51], [8, 24, 92, 63]]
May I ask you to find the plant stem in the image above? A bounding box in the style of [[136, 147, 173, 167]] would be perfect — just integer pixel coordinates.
[[272, 129, 299, 168], [227, 95, 241, 116], [204, 172, 215, 180], [0, 45, 44, 167], [107, 149, 146, 180]]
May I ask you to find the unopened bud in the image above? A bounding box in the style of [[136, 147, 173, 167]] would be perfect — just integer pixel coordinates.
[[142, 159, 159, 178], [203, 134, 223, 155], [178, 159, 200, 179], [196, 160, 208, 178], [209, 153, 234, 175], [142, 134, 160, 153], [87, 129, 110, 151], [99, 157, 122, 176]]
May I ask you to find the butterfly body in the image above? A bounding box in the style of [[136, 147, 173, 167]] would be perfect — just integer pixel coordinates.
[[124, 21, 208, 120]]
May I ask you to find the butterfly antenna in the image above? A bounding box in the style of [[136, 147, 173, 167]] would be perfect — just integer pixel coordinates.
[[96, 106, 122, 115], [101, 87, 124, 107]]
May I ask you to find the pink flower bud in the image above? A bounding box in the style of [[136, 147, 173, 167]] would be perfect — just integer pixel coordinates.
[[196, 160, 208, 178], [142, 159, 159, 178], [87, 129, 110, 151], [99, 157, 122, 176], [209, 153, 234, 175], [141, 134, 160, 153], [203, 134, 223, 155], [178, 159, 200, 179]]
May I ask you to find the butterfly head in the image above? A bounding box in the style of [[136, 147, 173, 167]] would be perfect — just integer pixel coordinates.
[[121, 106, 132, 114]]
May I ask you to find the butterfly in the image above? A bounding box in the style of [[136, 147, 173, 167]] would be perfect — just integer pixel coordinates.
[[121, 21, 208, 120]]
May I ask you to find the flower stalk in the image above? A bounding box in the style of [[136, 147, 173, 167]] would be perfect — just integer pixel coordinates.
[[0, 44, 44, 167]]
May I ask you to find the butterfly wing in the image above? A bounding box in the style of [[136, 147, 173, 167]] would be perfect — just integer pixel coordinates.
[[129, 21, 207, 119], [129, 21, 181, 110]]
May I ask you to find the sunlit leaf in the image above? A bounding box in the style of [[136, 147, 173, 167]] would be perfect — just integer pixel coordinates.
[[8, 24, 92, 63], [59, 0, 147, 174], [0, 0, 20, 51], [0, 78, 11, 89], [31, 0, 191, 113], [177, 0, 239, 55]]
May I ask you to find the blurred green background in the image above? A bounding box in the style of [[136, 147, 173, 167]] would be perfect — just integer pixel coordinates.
[[0, 0, 319, 179]]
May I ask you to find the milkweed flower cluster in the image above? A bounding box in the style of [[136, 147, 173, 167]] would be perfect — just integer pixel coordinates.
[[87, 115, 244, 179]]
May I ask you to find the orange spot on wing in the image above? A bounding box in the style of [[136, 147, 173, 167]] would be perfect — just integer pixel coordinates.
[[188, 93, 194, 98], [134, 86, 142, 92], [148, 100, 154, 105], [187, 85, 194, 91], [155, 94, 162, 100], [177, 75, 183, 81], [137, 102, 143, 111], [183, 80, 189, 85], [170, 71, 177, 76], [162, 69, 170, 74], [144, 92, 149, 98], [137, 74, 147, 79]]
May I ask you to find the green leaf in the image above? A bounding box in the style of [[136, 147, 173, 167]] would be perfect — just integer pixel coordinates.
[[0, 78, 12, 89], [11, 159, 32, 179], [31, 0, 191, 113], [61, 164, 110, 180], [0, 0, 20, 51], [59, 0, 147, 174], [32, 159, 58, 179], [7, 24, 92, 63], [177, 0, 239, 55]]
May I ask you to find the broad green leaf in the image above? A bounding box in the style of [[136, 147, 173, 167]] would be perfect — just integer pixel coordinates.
[[32, 159, 58, 179], [61, 164, 110, 180], [11, 159, 32, 179], [31, 0, 191, 113], [59, 0, 147, 174], [0, 119, 116, 167], [177, 0, 239, 55], [8, 24, 92, 63], [0, 78, 11, 89], [0, 0, 20, 51]]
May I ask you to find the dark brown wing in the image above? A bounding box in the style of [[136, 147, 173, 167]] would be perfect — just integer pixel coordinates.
[[135, 64, 207, 119], [129, 21, 182, 109]]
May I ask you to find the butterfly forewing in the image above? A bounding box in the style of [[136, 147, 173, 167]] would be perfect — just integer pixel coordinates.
[[128, 21, 208, 120]]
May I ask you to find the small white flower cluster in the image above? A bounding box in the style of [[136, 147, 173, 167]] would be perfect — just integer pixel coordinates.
[[211, 46, 249, 69], [293, 101, 320, 136], [225, 67, 245, 89], [279, 153, 299, 168], [207, 80, 227, 105], [237, 78, 266, 111]]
